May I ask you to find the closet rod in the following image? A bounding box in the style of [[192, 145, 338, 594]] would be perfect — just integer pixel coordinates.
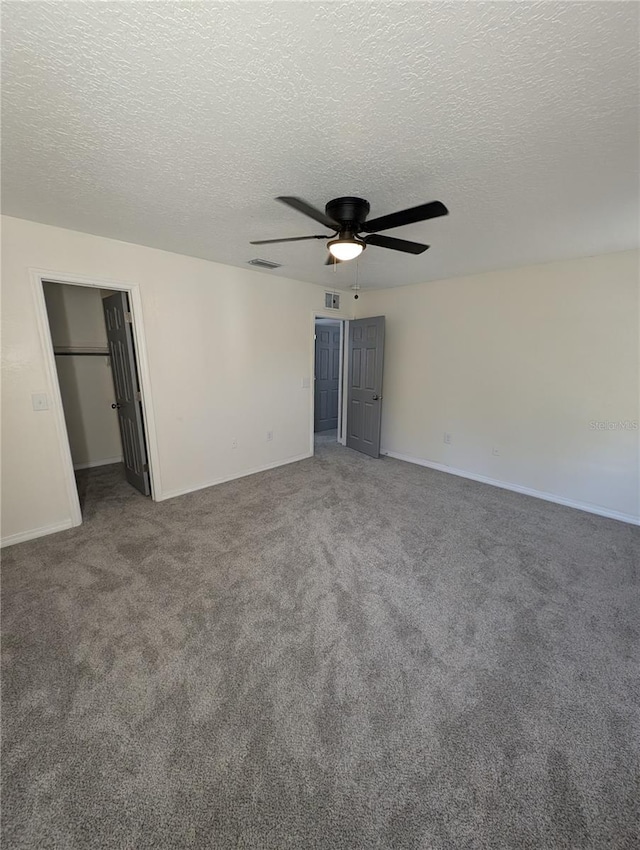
[[54, 350, 110, 357]]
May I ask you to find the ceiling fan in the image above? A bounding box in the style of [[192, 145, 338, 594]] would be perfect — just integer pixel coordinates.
[[250, 196, 448, 264]]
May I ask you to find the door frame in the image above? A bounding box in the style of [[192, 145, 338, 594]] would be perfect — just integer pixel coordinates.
[[29, 268, 161, 528], [309, 312, 348, 454]]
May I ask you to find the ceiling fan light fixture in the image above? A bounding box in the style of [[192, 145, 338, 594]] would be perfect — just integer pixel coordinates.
[[328, 237, 365, 262]]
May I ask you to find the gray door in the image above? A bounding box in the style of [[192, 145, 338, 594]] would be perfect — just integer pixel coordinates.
[[102, 292, 150, 495], [314, 323, 341, 432], [346, 316, 385, 458]]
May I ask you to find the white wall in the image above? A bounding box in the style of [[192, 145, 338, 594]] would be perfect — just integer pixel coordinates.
[[356, 251, 640, 522], [49, 357, 123, 470], [43, 282, 123, 469], [43, 281, 111, 350], [1, 215, 352, 545]]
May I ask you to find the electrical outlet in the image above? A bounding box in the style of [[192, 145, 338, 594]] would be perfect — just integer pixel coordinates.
[[266, 431, 273, 442], [444, 432, 452, 445], [492, 447, 500, 456], [232, 438, 238, 449]]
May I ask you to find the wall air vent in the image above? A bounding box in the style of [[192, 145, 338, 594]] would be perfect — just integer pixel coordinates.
[[248, 258, 281, 270], [325, 292, 340, 310]]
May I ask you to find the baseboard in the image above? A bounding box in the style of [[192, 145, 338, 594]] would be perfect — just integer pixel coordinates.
[[383, 450, 640, 526], [73, 456, 123, 470], [157, 452, 313, 502], [1, 519, 77, 548]]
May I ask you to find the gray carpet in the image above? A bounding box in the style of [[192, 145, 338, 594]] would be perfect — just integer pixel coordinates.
[[2, 440, 639, 849], [314, 428, 338, 444]]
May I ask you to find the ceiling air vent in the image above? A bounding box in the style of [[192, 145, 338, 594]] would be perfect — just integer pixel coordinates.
[[325, 292, 340, 310], [248, 258, 281, 270]]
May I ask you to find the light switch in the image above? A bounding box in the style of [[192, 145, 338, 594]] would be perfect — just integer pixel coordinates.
[[32, 393, 49, 411], [302, 377, 311, 389]]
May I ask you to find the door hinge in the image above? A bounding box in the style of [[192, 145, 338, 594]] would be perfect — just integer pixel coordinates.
[[136, 391, 142, 402], [143, 463, 149, 472], [124, 311, 133, 323]]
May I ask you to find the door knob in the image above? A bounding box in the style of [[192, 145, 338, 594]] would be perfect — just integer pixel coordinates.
[[111, 403, 122, 409], [372, 394, 382, 401]]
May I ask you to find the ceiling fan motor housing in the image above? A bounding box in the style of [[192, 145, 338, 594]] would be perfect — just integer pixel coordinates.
[[325, 197, 370, 232]]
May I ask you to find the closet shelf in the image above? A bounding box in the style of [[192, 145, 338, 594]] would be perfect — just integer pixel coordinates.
[[54, 347, 110, 356]]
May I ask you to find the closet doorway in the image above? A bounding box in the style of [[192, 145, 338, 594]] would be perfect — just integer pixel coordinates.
[[42, 280, 151, 516]]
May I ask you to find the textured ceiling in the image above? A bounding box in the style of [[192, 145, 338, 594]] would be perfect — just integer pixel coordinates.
[[2, 1, 638, 290]]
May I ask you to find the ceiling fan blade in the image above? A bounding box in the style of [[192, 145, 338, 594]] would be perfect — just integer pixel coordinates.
[[325, 255, 343, 265], [364, 234, 429, 254], [362, 201, 448, 233], [250, 235, 328, 245], [276, 196, 341, 230]]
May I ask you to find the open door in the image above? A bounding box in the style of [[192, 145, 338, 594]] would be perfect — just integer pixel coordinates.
[[102, 292, 151, 495], [346, 316, 385, 458]]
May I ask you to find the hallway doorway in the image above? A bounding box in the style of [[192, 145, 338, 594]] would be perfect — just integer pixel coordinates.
[[314, 318, 343, 444]]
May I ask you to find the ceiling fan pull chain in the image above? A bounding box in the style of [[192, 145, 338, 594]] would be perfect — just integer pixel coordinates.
[[353, 257, 361, 299]]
